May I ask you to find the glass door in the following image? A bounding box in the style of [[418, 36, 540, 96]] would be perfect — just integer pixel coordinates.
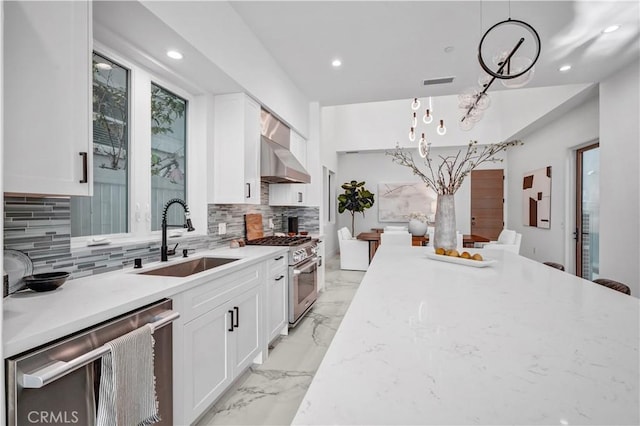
[[576, 143, 600, 279]]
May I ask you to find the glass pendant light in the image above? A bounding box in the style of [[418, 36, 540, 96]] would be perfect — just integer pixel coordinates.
[[411, 98, 421, 110], [411, 112, 418, 128], [458, 87, 479, 109], [459, 116, 475, 131], [468, 108, 484, 122], [478, 74, 492, 89], [436, 120, 447, 136], [501, 56, 535, 88], [475, 92, 491, 110]]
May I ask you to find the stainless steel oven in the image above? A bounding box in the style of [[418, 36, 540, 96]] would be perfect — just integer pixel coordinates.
[[5, 299, 178, 426], [289, 255, 319, 325], [243, 213, 319, 327]]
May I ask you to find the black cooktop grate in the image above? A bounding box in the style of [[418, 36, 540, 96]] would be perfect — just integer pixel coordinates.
[[245, 236, 312, 246]]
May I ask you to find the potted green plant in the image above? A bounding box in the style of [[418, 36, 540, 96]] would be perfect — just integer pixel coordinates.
[[338, 180, 375, 236]]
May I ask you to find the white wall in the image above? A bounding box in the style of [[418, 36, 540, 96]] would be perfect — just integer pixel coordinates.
[[320, 106, 340, 256], [325, 84, 592, 152], [335, 147, 506, 237], [505, 96, 599, 271], [599, 58, 640, 297]]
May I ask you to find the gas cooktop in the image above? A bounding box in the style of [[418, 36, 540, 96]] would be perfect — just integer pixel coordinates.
[[245, 236, 312, 247]]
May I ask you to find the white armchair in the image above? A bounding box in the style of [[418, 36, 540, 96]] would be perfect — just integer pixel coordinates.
[[337, 227, 370, 271], [381, 231, 412, 246], [480, 229, 522, 254]]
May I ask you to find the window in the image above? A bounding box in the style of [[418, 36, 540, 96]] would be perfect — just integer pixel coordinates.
[[71, 48, 200, 244], [71, 53, 129, 237], [150, 84, 187, 231]]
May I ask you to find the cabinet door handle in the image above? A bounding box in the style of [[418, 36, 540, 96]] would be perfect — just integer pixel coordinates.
[[275, 256, 284, 261], [298, 192, 303, 203], [246, 183, 251, 198], [275, 275, 285, 281], [228, 310, 235, 332], [79, 152, 88, 183], [233, 306, 239, 328]]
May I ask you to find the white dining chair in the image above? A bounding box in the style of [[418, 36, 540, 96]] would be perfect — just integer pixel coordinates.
[[383, 225, 408, 232], [380, 231, 412, 246]]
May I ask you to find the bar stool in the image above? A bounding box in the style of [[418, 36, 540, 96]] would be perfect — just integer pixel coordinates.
[[593, 278, 631, 295], [543, 262, 565, 271]]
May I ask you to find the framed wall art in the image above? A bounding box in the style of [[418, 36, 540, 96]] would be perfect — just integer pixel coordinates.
[[378, 182, 436, 222], [522, 166, 551, 228]]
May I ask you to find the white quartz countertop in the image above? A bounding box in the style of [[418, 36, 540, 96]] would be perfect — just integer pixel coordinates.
[[293, 245, 640, 425], [3, 245, 288, 358]]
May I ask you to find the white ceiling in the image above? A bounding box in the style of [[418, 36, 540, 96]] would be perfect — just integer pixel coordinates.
[[230, 0, 640, 106]]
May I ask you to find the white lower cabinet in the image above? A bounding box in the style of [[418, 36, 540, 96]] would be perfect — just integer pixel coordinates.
[[231, 285, 261, 373], [176, 265, 263, 424], [183, 302, 232, 418], [174, 253, 289, 425], [266, 255, 288, 344]]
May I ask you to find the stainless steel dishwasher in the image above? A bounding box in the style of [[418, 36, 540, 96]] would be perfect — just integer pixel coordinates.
[[5, 299, 178, 426]]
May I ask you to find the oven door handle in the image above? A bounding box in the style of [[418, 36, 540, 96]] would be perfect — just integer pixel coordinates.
[[21, 310, 180, 389], [292, 256, 319, 275]]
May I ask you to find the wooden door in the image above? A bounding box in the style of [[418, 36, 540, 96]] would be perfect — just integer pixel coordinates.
[[471, 170, 504, 240]]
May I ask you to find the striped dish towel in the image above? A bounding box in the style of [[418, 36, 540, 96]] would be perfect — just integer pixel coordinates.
[[97, 324, 161, 426]]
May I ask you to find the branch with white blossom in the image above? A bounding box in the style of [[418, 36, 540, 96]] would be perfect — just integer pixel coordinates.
[[386, 140, 523, 195]]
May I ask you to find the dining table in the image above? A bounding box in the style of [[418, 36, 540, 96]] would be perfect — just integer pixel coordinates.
[[356, 230, 490, 263]]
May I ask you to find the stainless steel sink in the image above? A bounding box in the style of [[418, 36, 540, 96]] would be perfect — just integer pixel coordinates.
[[139, 257, 240, 277]]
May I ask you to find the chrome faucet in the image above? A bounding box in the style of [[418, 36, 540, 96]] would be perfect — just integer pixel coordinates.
[[161, 198, 195, 261]]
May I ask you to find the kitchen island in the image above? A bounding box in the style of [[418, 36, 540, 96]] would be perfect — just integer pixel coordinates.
[[292, 245, 640, 425]]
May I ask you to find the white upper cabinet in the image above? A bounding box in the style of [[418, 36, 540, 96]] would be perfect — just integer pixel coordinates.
[[269, 130, 307, 206], [4, 1, 92, 196], [210, 93, 261, 204]]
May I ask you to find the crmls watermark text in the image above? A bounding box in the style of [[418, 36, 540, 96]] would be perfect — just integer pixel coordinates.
[[27, 411, 79, 424]]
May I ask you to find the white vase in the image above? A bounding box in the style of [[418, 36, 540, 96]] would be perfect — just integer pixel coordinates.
[[434, 194, 457, 250], [408, 219, 428, 236]]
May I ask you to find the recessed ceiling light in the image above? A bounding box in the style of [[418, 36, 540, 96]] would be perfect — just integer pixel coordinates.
[[95, 62, 112, 71], [166, 50, 183, 60], [602, 25, 620, 34], [559, 64, 572, 72], [331, 58, 342, 68]]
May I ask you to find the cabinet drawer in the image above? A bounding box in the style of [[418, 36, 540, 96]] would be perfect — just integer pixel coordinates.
[[181, 264, 261, 323], [267, 252, 288, 272], [269, 267, 287, 281]]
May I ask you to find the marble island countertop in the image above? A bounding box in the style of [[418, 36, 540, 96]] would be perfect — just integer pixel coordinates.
[[293, 245, 640, 425], [3, 245, 288, 358]]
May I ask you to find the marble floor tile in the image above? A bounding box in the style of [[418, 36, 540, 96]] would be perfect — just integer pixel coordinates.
[[195, 255, 364, 426]]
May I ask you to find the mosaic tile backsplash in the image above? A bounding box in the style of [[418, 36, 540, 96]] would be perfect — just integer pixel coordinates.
[[3, 183, 319, 288]]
